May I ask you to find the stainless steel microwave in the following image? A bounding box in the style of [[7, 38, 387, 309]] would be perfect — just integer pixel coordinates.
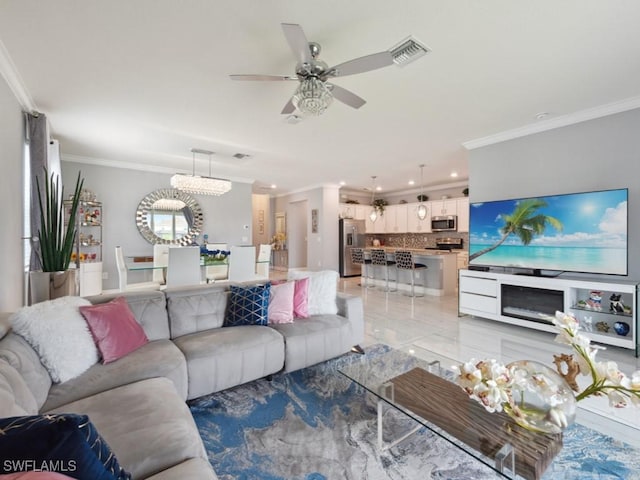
[[431, 215, 457, 232]]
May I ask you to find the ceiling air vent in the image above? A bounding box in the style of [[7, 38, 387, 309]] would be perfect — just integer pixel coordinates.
[[232, 153, 251, 160], [389, 36, 431, 67]]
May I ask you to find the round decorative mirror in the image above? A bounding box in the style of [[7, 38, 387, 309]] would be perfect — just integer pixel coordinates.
[[136, 188, 204, 245]]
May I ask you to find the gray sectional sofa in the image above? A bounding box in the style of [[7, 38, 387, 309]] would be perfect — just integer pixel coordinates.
[[0, 281, 364, 479]]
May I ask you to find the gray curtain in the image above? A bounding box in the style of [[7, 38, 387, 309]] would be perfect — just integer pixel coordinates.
[[25, 112, 48, 272]]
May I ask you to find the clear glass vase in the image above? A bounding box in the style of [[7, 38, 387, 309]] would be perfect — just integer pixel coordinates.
[[503, 360, 577, 434]]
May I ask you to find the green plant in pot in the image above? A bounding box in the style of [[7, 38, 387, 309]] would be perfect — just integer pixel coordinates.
[[372, 198, 388, 215], [30, 169, 84, 303]]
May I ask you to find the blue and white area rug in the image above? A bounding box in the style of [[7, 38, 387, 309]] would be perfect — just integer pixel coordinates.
[[188, 345, 640, 479]]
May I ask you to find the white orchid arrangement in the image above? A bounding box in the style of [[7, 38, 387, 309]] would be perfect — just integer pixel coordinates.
[[551, 311, 640, 407], [453, 311, 640, 431]]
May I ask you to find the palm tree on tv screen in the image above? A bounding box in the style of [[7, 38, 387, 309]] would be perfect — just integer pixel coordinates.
[[469, 198, 563, 261]]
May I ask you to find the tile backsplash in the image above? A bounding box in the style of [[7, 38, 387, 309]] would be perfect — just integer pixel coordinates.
[[365, 232, 469, 250]]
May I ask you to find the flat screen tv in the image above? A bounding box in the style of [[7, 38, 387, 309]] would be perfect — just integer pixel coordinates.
[[468, 188, 628, 276]]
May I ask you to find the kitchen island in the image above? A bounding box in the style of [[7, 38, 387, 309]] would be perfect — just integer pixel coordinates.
[[363, 247, 458, 296]]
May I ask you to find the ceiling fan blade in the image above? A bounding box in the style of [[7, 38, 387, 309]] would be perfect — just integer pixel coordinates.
[[281, 98, 296, 114], [327, 51, 394, 78], [329, 84, 366, 109], [230, 74, 297, 81], [281, 23, 312, 65]]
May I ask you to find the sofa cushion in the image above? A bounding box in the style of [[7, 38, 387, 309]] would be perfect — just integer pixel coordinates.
[[288, 270, 338, 315], [144, 458, 218, 480], [0, 333, 53, 410], [173, 325, 284, 399], [165, 284, 228, 338], [224, 283, 270, 327], [292, 277, 310, 318], [0, 360, 37, 417], [86, 290, 170, 341], [10, 296, 98, 383], [45, 377, 206, 480], [270, 314, 354, 373], [80, 297, 149, 364], [268, 280, 295, 324], [0, 413, 131, 479], [42, 340, 188, 411]]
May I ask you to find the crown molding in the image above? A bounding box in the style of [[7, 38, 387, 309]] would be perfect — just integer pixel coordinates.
[[61, 153, 254, 184], [0, 38, 36, 112], [463, 95, 640, 150]]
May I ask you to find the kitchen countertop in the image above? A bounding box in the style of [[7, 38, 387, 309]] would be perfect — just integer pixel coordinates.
[[364, 247, 459, 255]]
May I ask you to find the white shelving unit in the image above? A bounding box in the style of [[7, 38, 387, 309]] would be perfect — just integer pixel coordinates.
[[459, 269, 638, 355], [65, 200, 103, 296]]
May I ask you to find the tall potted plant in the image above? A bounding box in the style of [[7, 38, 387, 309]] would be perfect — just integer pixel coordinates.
[[29, 169, 84, 303]]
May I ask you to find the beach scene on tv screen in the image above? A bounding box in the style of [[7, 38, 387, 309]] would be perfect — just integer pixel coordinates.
[[469, 189, 628, 275]]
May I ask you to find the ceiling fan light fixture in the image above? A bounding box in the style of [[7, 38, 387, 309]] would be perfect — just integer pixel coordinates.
[[292, 77, 333, 116]]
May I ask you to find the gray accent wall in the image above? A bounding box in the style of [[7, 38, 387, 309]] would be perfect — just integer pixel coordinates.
[[468, 108, 640, 280], [0, 75, 24, 311], [61, 161, 253, 290]]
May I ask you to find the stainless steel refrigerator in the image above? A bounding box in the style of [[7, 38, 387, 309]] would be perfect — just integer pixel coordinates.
[[339, 218, 366, 277]]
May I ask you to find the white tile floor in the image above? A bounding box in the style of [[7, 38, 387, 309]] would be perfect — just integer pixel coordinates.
[[336, 275, 640, 448]]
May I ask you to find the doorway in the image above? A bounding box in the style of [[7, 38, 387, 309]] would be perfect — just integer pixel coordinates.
[[288, 200, 308, 269]]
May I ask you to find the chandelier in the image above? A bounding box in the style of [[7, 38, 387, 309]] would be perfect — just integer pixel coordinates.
[[170, 149, 232, 196], [369, 176, 378, 223], [292, 77, 333, 116], [417, 164, 427, 220]]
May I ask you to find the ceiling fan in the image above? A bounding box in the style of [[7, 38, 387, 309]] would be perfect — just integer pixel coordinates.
[[229, 23, 394, 116]]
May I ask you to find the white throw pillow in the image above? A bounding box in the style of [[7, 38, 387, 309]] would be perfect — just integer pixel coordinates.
[[288, 270, 338, 315], [10, 296, 99, 383]]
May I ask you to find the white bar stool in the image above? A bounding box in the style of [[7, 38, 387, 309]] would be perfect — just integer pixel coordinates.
[[394, 250, 427, 297]]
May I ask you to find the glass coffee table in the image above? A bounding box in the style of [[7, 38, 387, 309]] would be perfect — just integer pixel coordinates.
[[339, 347, 565, 480]]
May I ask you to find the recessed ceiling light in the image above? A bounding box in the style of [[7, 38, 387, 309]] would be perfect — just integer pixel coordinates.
[[339, 181, 346, 186], [376, 186, 382, 191], [270, 184, 277, 189], [535, 112, 549, 120], [408, 180, 415, 186], [450, 171, 458, 178]]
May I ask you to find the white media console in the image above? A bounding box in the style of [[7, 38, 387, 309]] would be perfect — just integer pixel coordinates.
[[458, 269, 639, 355]]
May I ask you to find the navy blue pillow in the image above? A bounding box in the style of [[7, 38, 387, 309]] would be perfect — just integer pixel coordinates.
[[0, 414, 131, 479], [225, 283, 271, 326]]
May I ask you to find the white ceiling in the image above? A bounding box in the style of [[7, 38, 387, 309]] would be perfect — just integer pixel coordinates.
[[2, 1, 640, 196]]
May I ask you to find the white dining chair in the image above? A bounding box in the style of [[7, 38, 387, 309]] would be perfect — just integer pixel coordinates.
[[165, 246, 202, 288], [255, 244, 272, 280], [153, 244, 170, 284], [227, 246, 258, 283], [114, 246, 161, 292]]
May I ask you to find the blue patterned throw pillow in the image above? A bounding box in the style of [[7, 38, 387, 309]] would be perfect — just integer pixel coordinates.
[[225, 283, 271, 326], [0, 414, 131, 479]]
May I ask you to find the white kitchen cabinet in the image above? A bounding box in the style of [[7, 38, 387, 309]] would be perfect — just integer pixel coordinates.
[[384, 204, 408, 233], [354, 205, 367, 221], [339, 203, 355, 218], [430, 199, 458, 216], [457, 197, 470, 232], [407, 202, 431, 233]]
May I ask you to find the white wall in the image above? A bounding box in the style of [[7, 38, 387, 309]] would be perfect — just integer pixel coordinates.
[[275, 185, 340, 272], [0, 75, 24, 311], [62, 161, 253, 290], [468, 107, 640, 280]]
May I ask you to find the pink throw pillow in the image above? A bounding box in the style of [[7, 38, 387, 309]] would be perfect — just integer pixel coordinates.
[[292, 277, 310, 318], [268, 281, 295, 324], [79, 297, 149, 364]]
